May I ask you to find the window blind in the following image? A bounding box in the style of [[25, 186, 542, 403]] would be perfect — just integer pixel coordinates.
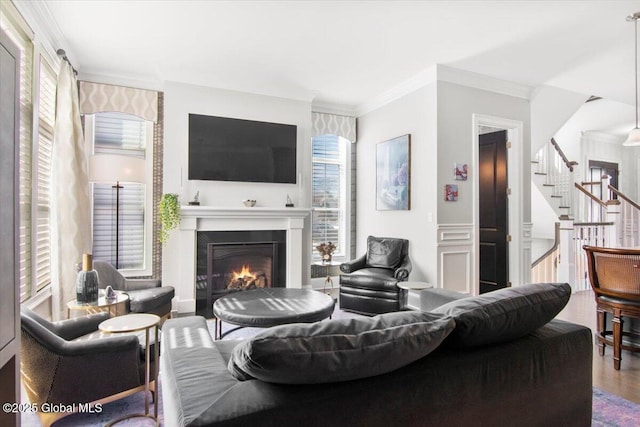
[[90, 112, 147, 270], [312, 135, 344, 258], [35, 58, 56, 292], [2, 14, 35, 301]]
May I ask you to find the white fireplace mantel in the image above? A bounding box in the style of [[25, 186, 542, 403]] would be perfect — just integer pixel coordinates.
[[174, 206, 311, 313]]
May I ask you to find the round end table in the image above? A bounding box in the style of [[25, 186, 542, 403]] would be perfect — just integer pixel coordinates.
[[99, 313, 160, 426], [67, 291, 129, 318]]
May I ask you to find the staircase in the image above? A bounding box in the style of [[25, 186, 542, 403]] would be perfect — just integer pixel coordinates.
[[531, 139, 640, 291], [531, 138, 577, 220]]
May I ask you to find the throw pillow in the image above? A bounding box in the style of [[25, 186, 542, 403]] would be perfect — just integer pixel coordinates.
[[431, 282, 571, 349], [228, 311, 455, 384]]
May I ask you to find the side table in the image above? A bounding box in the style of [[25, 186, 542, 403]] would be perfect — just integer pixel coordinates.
[[397, 281, 433, 310], [67, 291, 129, 319], [313, 261, 342, 296], [99, 313, 160, 426]]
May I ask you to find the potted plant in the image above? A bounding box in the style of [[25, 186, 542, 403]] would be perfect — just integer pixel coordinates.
[[159, 193, 180, 245], [315, 242, 337, 263]]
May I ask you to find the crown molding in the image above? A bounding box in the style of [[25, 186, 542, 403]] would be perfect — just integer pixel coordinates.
[[79, 70, 165, 92], [12, 0, 73, 66], [356, 66, 437, 117], [356, 64, 534, 117], [311, 100, 358, 117], [436, 65, 534, 100]]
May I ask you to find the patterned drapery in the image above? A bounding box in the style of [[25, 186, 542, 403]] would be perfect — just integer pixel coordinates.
[[312, 112, 356, 143], [51, 62, 92, 319], [79, 81, 158, 122]]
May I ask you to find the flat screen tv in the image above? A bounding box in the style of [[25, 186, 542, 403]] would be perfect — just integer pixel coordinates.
[[188, 114, 297, 184]]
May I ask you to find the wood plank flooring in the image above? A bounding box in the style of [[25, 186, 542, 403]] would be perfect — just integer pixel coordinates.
[[556, 290, 640, 403]]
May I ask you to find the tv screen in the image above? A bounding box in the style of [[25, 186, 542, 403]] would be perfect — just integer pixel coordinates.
[[188, 114, 297, 184]]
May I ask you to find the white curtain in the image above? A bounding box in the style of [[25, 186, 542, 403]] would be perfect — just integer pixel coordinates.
[[50, 62, 92, 319]]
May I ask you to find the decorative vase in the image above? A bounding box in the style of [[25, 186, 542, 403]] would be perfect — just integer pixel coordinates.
[[76, 254, 99, 304]]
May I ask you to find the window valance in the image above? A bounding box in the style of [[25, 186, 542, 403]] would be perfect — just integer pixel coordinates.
[[79, 81, 158, 122], [312, 112, 356, 143]]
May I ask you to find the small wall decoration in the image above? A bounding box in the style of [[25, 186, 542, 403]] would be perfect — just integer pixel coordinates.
[[454, 163, 468, 181], [445, 184, 458, 201], [376, 134, 411, 210]]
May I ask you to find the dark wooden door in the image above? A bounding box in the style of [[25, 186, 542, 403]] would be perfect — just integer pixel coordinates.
[[589, 160, 619, 199], [479, 130, 508, 294]]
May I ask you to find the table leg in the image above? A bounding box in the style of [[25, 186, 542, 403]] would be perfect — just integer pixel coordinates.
[[153, 324, 158, 418], [144, 327, 150, 415]]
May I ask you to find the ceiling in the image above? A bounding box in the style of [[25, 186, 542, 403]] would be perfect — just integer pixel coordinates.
[[30, 1, 640, 112]]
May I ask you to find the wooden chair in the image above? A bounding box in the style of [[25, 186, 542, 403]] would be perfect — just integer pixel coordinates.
[[583, 245, 640, 370]]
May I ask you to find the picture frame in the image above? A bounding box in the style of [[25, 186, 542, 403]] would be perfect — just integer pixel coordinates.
[[454, 163, 468, 181], [445, 184, 458, 201], [376, 134, 411, 210]]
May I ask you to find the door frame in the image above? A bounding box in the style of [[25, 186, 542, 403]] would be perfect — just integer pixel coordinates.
[[472, 114, 527, 295]]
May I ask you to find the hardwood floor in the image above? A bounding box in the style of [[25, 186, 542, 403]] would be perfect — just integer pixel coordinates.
[[556, 290, 640, 403]]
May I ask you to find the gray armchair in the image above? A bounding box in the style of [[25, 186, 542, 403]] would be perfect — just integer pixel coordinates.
[[20, 307, 150, 427], [93, 260, 174, 320], [339, 236, 412, 314]]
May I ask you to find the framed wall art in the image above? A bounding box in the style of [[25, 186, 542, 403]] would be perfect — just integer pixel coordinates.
[[454, 163, 468, 180], [445, 184, 458, 201], [376, 134, 411, 210]]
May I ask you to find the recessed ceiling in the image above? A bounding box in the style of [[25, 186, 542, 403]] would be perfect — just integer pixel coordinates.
[[35, 1, 640, 111]]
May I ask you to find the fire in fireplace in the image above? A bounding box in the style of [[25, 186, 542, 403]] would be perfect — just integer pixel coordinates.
[[228, 264, 267, 290], [206, 241, 278, 307]]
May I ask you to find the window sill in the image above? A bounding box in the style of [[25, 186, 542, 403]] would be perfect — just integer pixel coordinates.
[[23, 286, 52, 310]]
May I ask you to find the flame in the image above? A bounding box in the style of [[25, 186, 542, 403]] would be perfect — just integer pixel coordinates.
[[231, 265, 256, 281]]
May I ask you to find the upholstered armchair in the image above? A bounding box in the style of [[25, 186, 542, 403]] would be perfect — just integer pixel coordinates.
[[93, 260, 175, 320], [339, 236, 412, 315], [20, 307, 150, 427]]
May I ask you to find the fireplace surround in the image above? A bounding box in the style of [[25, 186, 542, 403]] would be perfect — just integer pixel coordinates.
[[173, 206, 310, 315]]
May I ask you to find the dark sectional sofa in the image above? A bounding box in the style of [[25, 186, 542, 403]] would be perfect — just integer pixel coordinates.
[[161, 283, 593, 427]]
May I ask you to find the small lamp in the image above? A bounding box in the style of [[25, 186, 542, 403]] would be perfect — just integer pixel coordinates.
[[88, 154, 146, 269]]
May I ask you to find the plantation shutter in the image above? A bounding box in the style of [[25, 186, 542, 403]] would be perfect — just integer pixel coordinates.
[[91, 112, 146, 270], [35, 57, 56, 292], [312, 135, 343, 257], [2, 12, 34, 301]]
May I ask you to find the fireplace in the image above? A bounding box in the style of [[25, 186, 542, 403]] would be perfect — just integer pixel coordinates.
[[208, 242, 278, 292], [196, 230, 286, 317]]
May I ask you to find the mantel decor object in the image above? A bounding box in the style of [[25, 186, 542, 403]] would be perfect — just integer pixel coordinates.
[[76, 254, 99, 304], [243, 199, 256, 207], [285, 194, 294, 208], [188, 190, 200, 206]]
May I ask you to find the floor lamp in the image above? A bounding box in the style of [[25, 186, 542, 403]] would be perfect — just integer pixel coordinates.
[[89, 154, 146, 269]]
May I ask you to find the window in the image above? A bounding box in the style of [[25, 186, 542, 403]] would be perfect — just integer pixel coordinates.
[[2, 7, 57, 302], [85, 112, 153, 274], [312, 135, 350, 260]]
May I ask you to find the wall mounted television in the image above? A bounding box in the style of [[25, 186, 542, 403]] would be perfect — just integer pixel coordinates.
[[188, 114, 297, 184]]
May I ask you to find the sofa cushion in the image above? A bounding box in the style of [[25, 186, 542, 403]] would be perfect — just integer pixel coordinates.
[[228, 311, 455, 384], [366, 236, 405, 269], [431, 282, 571, 349]]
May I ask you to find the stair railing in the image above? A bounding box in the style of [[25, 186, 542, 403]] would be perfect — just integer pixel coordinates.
[[571, 221, 613, 291], [608, 185, 640, 248], [531, 222, 560, 283], [534, 138, 578, 219]]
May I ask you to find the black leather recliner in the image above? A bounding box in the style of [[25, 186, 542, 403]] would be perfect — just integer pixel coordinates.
[[339, 236, 412, 315]]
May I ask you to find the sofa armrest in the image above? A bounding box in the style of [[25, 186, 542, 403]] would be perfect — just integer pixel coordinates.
[[420, 288, 469, 312], [340, 254, 367, 273], [124, 278, 161, 291], [51, 312, 111, 341], [60, 334, 141, 357], [394, 255, 412, 281]]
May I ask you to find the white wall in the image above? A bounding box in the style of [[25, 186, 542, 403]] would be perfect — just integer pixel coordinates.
[[530, 86, 588, 155], [162, 81, 313, 298], [437, 81, 531, 225], [356, 84, 439, 283]]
